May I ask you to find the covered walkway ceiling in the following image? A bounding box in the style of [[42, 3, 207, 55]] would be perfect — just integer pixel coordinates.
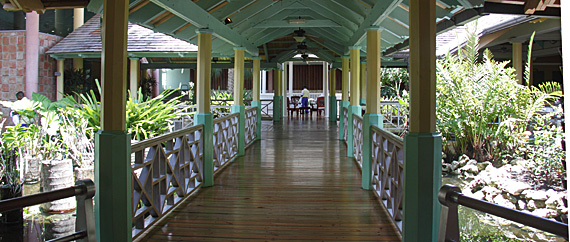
[[82, 0, 491, 64], [1, 0, 561, 64]]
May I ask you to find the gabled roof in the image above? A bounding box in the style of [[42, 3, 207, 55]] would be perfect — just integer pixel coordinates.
[[47, 14, 197, 59]]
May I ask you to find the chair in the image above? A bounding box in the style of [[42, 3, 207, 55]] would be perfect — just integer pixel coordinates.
[[287, 97, 299, 116], [314, 97, 325, 116]]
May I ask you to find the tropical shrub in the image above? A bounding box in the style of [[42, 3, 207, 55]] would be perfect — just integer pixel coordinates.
[[435, 32, 556, 163], [380, 68, 409, 98]]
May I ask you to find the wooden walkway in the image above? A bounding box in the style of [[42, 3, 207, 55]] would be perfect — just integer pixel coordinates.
[[138, 117, 401, 241]]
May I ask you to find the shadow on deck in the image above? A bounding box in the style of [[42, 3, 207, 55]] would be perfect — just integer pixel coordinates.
[[137, 117, 402, 241]]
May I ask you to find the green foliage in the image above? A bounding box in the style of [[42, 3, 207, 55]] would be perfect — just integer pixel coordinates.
[[64, 68, 96, 98], [523, 105, 565, 185], [126, 89, 191, 141], [524, 32, 536, 87], [140, 76, 157, 100], [436, 30, 556, 162], [380, 68, 409, 98]]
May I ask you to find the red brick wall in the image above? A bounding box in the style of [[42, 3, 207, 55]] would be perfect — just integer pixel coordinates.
[[0, 31, 62, 126], [38, 33, 62, 100]]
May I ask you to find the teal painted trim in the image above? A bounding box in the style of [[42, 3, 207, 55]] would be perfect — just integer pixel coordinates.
[[251, 101, 262, 140], [194, 113, 214, 187], [231, 105, 246, 156], [346, 105, 362, 158], [338, 100, 349, 140], [360, 98, 366, 106], [273, 96, 283, 122], [94, 131, 132, 242], [361, 113, 383, 190], [328, 96, 337, 122], [403, 132, 443, 242]]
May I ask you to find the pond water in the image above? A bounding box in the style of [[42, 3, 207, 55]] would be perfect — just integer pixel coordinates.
[[443, 176, 566, 241], [0, 183, 76, 242]]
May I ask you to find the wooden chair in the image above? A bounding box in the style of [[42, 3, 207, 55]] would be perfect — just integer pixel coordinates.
[[314, 97, 325, 116], [287, 97, 299, 116]]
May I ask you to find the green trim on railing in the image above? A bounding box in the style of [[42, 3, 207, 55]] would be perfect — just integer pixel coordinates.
[[273, 96, 283, 122], [329, 96, 337, 122], [251, 101, 262, 140], [339, 101, 349, 140], [194, 112, 214, 187], [362, 113, 382, 190]]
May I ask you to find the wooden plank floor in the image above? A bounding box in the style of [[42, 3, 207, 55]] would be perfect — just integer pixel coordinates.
[[138, 117, 402, 241]]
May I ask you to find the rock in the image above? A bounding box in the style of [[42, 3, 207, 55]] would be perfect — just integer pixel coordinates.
[[499, 181, 531, 196], [467, 159, 477, 166], [532, 208, 560, 218], [494, 194, 517, 210], [458, 154, 470, 167], [476, 161, 491, 171], [546, 195, 561, 210], [450, 161, 460, 171], [534, 200, 546, 209], [467, 178, 486, 193], [517, 200, 526, 210], [459, 164, 479, 175], [522, 190, 549, 201], [527, 200, 537, 211], [481, 186, 500, 202], [442, 163, 451, 173]]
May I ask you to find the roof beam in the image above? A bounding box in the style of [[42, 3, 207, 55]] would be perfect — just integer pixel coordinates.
[[347, 0, 403, 50], [149, 0, 258, 56], [253, 20, 341, 28]]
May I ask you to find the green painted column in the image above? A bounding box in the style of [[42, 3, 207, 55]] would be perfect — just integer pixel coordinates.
[[362, 26, 384, 190], [96, 0, 131, 241], [347, 47, 361, 157], [403, 133, 442, 241], [328, 68, 337, 122], [339, 56, 349, 140], [232, 47, 245, 156], [252, 57, 262, 140], [404, 0, 442, 241], [195, 28, 214, 187]]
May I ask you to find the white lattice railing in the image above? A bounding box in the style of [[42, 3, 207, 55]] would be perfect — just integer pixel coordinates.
[[352, 114, 363, 168], [245, 107, 257, 146], [370, 125, 404, 231], [213, 113, 239, 174], [260, 99, 274, 118], [380, 101, 407, 132], [342, 107, 348, 144], [131, 125, 204, 238]]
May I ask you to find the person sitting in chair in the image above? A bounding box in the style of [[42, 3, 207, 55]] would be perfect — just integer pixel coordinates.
[[301, 86, 309, 114]]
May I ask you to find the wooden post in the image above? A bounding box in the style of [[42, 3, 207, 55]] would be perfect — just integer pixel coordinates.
[[95, 0, 132, 241], [362, 27, 383, 190], [73, 8, 84, 70], [512, 42, 524, 85], [360, 60, 367, 105], [194, 28, 214, 187], [232, 47, 246, 156], [252, 57, 262, 140], [129, 58, 140, 101], [404, 0, 442, 240], [339, 56, 350, 140], [329, 67, 337, 122], [56, 59, 64, 100], [347, 46, 361, 157]]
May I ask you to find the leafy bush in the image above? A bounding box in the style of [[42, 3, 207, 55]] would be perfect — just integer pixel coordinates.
[[435, 32, 556, 163], [380, 68, 409, 98]]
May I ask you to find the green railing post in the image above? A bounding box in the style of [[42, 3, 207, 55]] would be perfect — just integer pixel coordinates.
[[329, 96, 337, 122], [194, 113, 214, 187], [362, 114, 382, 190]]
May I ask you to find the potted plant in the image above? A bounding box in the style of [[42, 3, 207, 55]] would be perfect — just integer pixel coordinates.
[[0, 118, 24, 225]]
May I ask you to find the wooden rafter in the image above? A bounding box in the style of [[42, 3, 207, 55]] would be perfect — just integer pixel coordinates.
[[174, 22, 193, 34], [208, 1, 228, 13], [524, 0, 556, 14], [129, 0, 150, 14], [150, 11, 174, 26]]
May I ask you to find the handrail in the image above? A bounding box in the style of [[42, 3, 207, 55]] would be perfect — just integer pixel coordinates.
[[0, 179, 96, 242], [438, 184, 569, 241], [131, 124, 204, 152], [213, 112, 239, 124], [370, 125, 403, 147], [352, 114, 363, 167]]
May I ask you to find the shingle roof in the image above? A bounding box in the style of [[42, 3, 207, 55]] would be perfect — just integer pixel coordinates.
[[46, 14, 197, 55]]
